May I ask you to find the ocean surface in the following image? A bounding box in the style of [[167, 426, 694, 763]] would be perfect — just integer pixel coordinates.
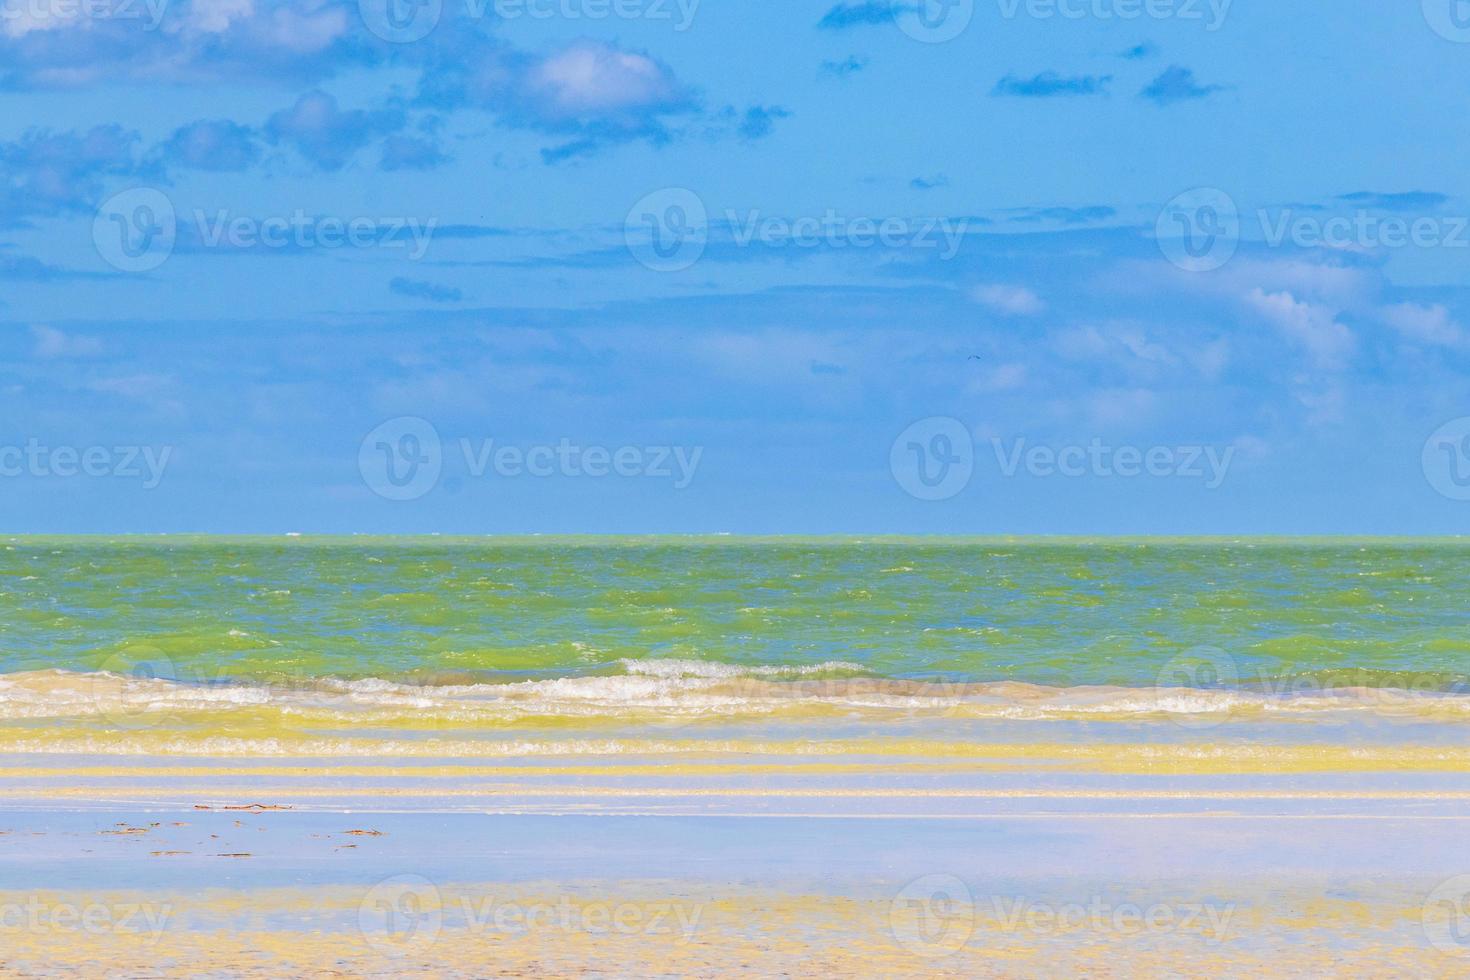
[[4, 536, 1470, 751], [5, 536, 1469, 682]]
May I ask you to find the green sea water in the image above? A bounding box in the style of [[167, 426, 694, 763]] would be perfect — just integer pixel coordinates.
[[3, 536, 1469, 690]]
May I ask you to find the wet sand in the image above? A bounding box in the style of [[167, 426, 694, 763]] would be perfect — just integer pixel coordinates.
[[1, 745, 1469, 976]]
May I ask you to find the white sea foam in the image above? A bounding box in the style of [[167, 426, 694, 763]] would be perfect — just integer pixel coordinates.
[[0, 663, 1469, 725], [617, 658, 867, 680]]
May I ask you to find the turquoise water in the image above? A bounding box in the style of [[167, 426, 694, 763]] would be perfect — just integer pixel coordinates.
[[2, 536, 1468, 690]]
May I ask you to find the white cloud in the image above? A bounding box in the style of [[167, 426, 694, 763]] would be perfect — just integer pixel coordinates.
[[1292, 379, 1347, 426], [971, 283, 1044, 316], [30, 325, 101, 359], [1052, 322, 1212, 380], [1380, 302, 1465, 348], [1243, 288, 1354, 370], [180, 0, 256, 35], [1187, 338, 1230, 380], [1087, 387, 1157, 427], [1, 0, 352, 84], [694, 330, 848, 384], [1229, 434, 1271, 462], [529, 42, 680, 115], [966, 361, 1027, 393]]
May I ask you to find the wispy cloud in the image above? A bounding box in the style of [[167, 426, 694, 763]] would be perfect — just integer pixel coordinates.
[[817, 1, 903, 30], [380, 134, 449, 172], [1337, 191, 1449, 212], [0, 249, 106, 281], [972, 284, 1045, 316], [389, 277, 464, 303], [737, 105, 791, 141], [1139, 66, 1227, 105], [820, 56, 869, 78], [1380, 302, 1465, 347], [31, 324, 102, 359], [1005, 205, 1116, 224], [993, 72, 1111, 98]]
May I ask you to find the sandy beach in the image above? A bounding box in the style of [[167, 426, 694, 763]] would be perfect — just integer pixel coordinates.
[[3, 726, 1470, 976]]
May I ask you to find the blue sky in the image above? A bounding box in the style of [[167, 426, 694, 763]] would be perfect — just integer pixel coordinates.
[[3, 0, 1470, 533]]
